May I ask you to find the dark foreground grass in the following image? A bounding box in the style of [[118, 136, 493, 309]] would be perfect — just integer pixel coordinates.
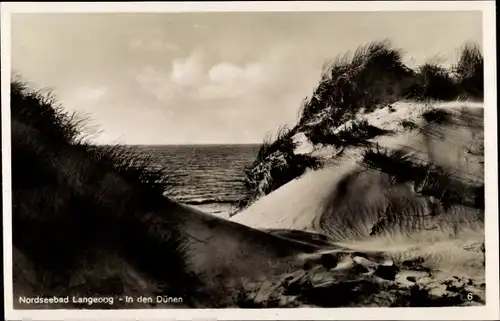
[[11, 79, 202, 307]]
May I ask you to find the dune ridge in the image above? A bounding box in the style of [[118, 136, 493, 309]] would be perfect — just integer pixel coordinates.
[[230, 101, 485, 307]]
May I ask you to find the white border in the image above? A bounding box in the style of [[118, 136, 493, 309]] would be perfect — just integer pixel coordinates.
[[1, 2, 498, 320]]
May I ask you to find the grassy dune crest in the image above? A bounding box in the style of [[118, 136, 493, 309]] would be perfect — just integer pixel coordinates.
[[11, 79, 201, 307], [240, 40, 483, 209]]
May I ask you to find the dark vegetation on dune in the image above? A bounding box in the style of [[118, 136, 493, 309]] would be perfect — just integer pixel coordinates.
[[11, 79, 202, 307], [362, 146, 484, 211], [421, 107, 453, 125], [239, 40, 483, 209], [238, 126, 323, 208], [399, 119, 419, 131], [308, 119, 392, 147]]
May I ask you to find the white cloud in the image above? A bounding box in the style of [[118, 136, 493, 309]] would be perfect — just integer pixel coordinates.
[[208, 62, 242, 83], [72, 86, 107, 104], [130, 39, 180, 52], [193, 24, 206, 30], [136, 50, 259, 102], [170, 51, 205, 87], [196, 62, 267, 100], [135, 66, 178, 102], [134, 44, 323, 122], [135, 51, 207, 102], [208, 62, 264, 85]]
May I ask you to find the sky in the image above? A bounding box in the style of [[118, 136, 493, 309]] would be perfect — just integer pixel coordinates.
[[11, 11, 482, 145]]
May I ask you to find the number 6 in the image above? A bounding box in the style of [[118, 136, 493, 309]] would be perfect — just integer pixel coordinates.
[[467, 293, 474, 300]]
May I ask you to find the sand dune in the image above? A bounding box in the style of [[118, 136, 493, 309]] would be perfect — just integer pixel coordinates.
[[13, 201, 322, 309], [228, 102, 485, 306], [232, 102, 483, 235], [178, 202, 485, 307]]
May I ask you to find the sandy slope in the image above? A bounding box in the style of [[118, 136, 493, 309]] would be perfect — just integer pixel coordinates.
[[180, 200, 484, 307], [232, 101, 483, 232], [229, 101, 485, 306]]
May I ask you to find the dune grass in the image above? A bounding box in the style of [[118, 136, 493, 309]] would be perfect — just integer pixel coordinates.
[[307, 119, 389, 147], [361, 145, 482, 210], [408, 42, 483, 101], [299, 39, 413, 126], [454, 42, 484, 99], [241, 40, 483, 208], [238, 125, 323, 209], [11, 79, 200, 305], [421, 107, 453, 125], [336, 120, 390, 145], [239, 40, 411, 208], [253, 125, 297, 164], [399, 119, 420, 131], [410, 62, 459, 100]]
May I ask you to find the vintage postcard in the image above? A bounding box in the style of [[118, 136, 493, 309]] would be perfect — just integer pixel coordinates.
[[1, 1, 498, 320]]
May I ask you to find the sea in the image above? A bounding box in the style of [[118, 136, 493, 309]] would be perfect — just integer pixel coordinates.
[[134, 144, 261, 217]]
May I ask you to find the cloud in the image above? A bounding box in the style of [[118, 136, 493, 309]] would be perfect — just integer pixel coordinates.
[[135, 51, 206, 102], [130, 39, 180, 52], [135, 66, 179, 102], [196, 62, 266, 100], [135, 47, 292, 103], [170, 51, 205, 87], [208, 62, 243, 83], [134, 44, 324, 139], [71, 86, 107, 104]]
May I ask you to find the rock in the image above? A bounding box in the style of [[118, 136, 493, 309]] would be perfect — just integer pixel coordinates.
[[282, 271, 309, 295], [302, 261, 313, 271], [279, 295, 299, 307], [320, 253, 338, 269], [352, 256, 378, 269], [406, 276, 417, 283], [374, 264, 400, 281], [252, 280, 280, 305], [351, 264, 370, 274]]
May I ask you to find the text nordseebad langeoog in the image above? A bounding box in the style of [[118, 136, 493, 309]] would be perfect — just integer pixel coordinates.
[[18, 295, 184, 306], [19, 296, 115, 306]]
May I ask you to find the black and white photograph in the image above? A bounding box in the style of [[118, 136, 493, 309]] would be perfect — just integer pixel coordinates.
[[1, 2, 498, 320]]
